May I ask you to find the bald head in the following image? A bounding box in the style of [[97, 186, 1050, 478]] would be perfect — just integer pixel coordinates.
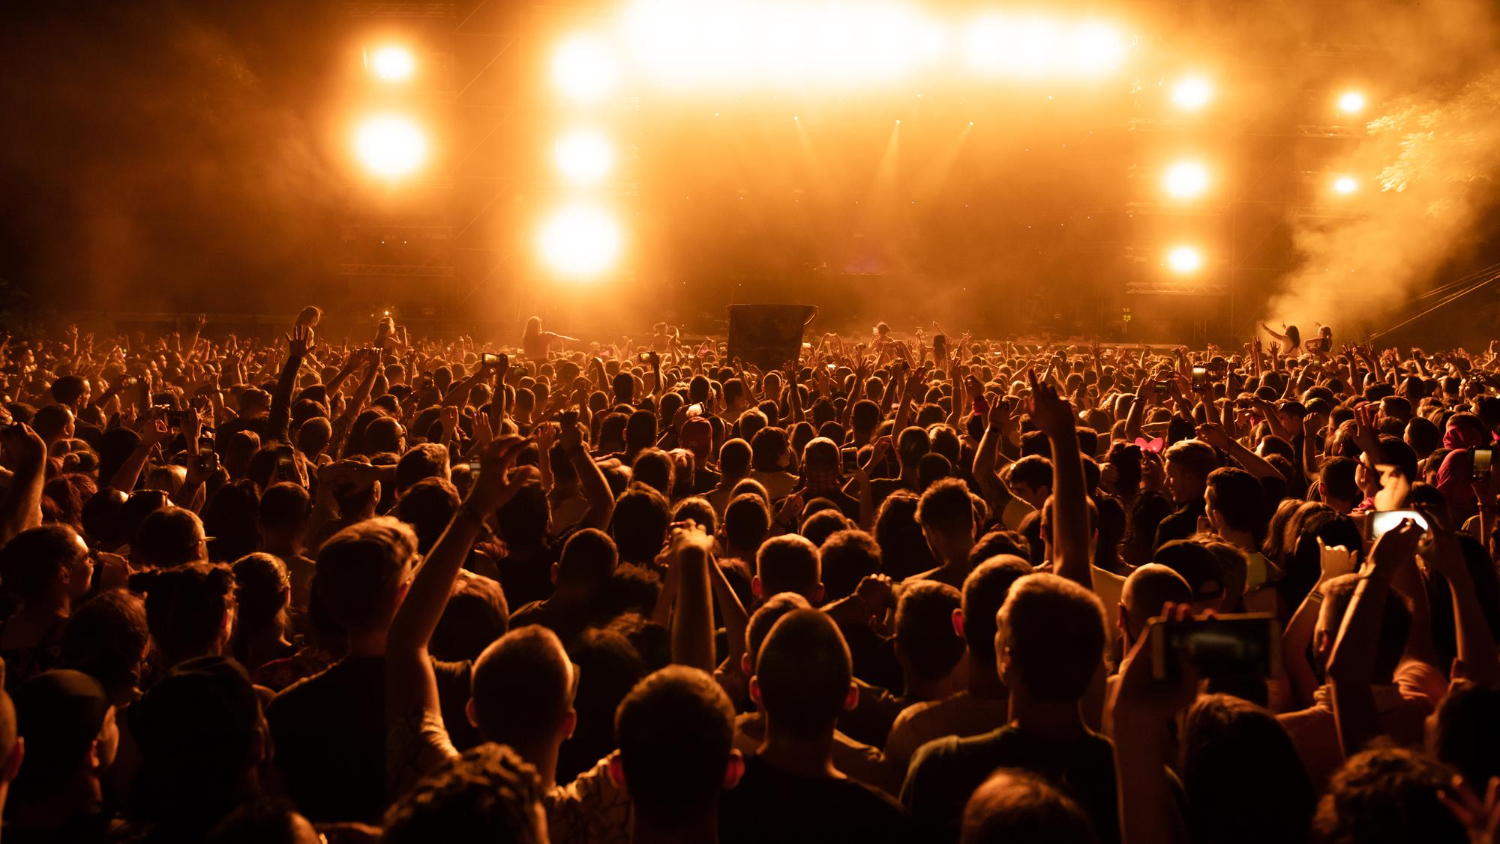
[[753, 609, 852, 737], [470, 626, 574, 744], [1120, 563, 1192, 644]]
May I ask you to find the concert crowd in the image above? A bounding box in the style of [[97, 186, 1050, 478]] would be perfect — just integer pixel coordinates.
[[0, 308, 1494, 844]]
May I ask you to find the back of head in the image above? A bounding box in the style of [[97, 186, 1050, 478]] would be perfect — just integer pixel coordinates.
[[1313, 747, 1466, 844], [395, 443, 450, 493], [999, 574, 1106, 702], [257, 482, 310, 534], [62, 588, 150, 704], [755, 534, 821, 600], [918, 477, 975, 539], [749, 426, 789, 473], [1153, 540, 1227, 604], [895, 580, 964, 683], [0, 523, 85, 605], [1318, 573, 1411, 680], [961, 556, 1033, 660], [1430, 684, 1500, 791], [471, 626, 573, 744], [724, 493, 771, 553], [1206, 466, 1265, 536], [135, 507, 207, 569], [745, 593, 813, 668], [557, 528, 619, 591], [960, 769, 1098, 844], [431, 574, 509, 663], [231, 552, 290, 633], [380, 744, 546, 844], [1181, 695, 1315, 844], [1120, 563, 1193, 638], [12, 669, 109, 803], [819, 529, 882, 602], [615, 666, 735, 827], [395, 477, 461, 554], [611, 486, 671, 564], [128, 563, 235, 663], [718, 438, 752, 480], [312, 517, 417, 635], [753, 609, 851, 737]]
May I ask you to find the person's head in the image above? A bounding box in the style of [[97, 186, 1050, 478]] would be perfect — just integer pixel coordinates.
[[894, 581, 964, 692], [1427, 683, 1500, 791], [918, 477, 977, 563], [1318, 456, 1360, 511], [395, 443, 450, 494], [11, 669, 115, 810], [256, 482, 310, 554], [818, 529, 882, 602], [470, 626, 577, 751], [631, 449, 675, 499], [129, 657, 267, 839], [394, 476, 461, 554], [1312, 747, 1466, 844], [61, 589, 150, 707], [1165, 439, 1218, 504], [129, 563, 236, 666], [1181, 694, 1316, 844], [134, 507, 208, 569], [798, 508, 849, 547], [0, 523, 93, 608], [1204, 466, 1264, 540], [50, 374, 90, 410], [959, 769, 1098, 844], [723, 493, 771, 556], [611, 486, 671, 564], [31, 404, 75, 444], [1006, 456, 1053, 509], [231, 553, 290, 641], [717, 438, 752, 483], [206, 799, 321, 844], [625, 410, 657, 451], [364, 416, 407, 455], [1314, 573, 1411, 680], [750, 609, 856, 738], [997, 574, 1105, 704], [753, 534, 822, 603], [1153, 539, 1228, 606], [203, 480, 263, 563], [958, 556, 1033, 671], [1118, 563, 1192, 648], [555, 528, 619, 596], [875, 491, 937, 580], [311, 517, 417, 637], [380, 744, 547, 844], [611, 667, 740, 830], [750, 426, 791, 472]]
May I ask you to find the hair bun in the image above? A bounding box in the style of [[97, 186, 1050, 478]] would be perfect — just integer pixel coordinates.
[[206, 566, 234, 597]]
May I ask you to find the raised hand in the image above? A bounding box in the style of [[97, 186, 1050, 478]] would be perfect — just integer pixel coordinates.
[[286, 325, 316, 358], [465, 435, 531, 513], [0, 423, 46, 467], [1025, 368, 1075, 438]]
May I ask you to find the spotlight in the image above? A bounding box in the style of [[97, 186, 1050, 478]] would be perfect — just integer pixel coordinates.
[[553, 34, 618, 103], [539, 203, 623, 278], [1171, 76, 1213, 110], [1332, 176, 1358, 195], [368, 46, 415, 82], [1164, 161, 1210, 199], [1166, 246, 1203, 274], [553, 129, 615, 186], [1337, 90, 1365, 115], [353, 115, 428, 179]]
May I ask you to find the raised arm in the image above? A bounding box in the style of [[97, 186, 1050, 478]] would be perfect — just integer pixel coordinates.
[[667, 523, 716, 673], [1028, 369, 1090, 588], [0, 425, 47, 546], [560, 419, 615, 530], [267, 325, 315, 444], [972, 400, 1023, 521], [1195, 423, 1284, 481]]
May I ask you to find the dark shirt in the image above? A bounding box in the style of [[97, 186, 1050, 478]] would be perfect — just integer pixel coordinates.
[[266, 654, 471, 823], [510, 599, 592, 647], [1154, 497, 1206, 551], [901, 725, 1119, 844], [720, 754, 913, 844]]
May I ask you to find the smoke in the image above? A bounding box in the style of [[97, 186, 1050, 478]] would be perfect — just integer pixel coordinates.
[[1265, 0, 1500, 340]]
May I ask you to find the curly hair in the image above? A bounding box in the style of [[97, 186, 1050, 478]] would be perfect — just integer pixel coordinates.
[[381, 743, 546, 844]]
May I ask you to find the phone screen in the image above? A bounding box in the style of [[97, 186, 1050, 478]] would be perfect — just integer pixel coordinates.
[[1190, 366, 1208, 390], [1151, 613, 1281, 680], [1366, 510, 1429, 541], [1474, 448, 1493, 480], [840, 448, 859, 474], [482, 352, 500, 366]]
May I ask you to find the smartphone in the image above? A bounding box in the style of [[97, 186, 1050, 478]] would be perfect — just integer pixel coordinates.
[[1474, 448, 1493, 481], [1190, 366, 1208, 391], [686, 403, 704, 418], [1149, 613, 1282, 681], [825, 363, 837, 371], [481, 352, 501, 367], [275, 445, 296, 476], [1153, 380, 1172, 399], [167, 410, 191, 431], [840, 447, 859, 474], [638, 352, 652, 363], [466, 457, 481, 478], [196, 451, 219, 474], [1365, 509, 1430, 542]]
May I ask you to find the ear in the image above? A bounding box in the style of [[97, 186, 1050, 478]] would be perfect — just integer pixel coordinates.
[[843, 683, 859, 713], [562, 708, 578, 740], [751, 575, 763, 600], [466, 698, 479, 729], [551, 562, 560, 585], [607, 752, 626, 789], [722, 749, 745, 790], [87, 739, 101, 770], [740, 652, 753, 679], [1, 738, 22, 785], [951, 608, 965, 641], [748, 676, 762, 708]]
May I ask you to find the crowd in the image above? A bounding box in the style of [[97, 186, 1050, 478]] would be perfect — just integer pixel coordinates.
[[0, 308, 1494, 844]]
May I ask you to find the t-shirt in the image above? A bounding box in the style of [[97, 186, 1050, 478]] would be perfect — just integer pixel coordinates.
[[510, 599, 592, 647], [266, 655, 471, 823], [901, 725, 1119, 844], [884, 691, 1010, 775], [733, 712, 900, 797], [1154, 498, 1205, 550], [719, 754, 913, 844]]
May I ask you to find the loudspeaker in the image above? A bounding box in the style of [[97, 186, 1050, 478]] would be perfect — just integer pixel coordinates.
[[726, 304, 818, 371]]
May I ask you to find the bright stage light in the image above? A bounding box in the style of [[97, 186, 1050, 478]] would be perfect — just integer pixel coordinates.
[[553, 34, 618, 103], [1332, 176, 1358, 195], [539, 203, 623, 278], [1166, 246, 1203, 274], [553, 129, 615, 186], [1337, 90, 1366, 115], [1171, 76, 1213, 110], [1164, 161, 1210, 199], [353, 115, 428, 179], [369, 46, 415, 82]]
